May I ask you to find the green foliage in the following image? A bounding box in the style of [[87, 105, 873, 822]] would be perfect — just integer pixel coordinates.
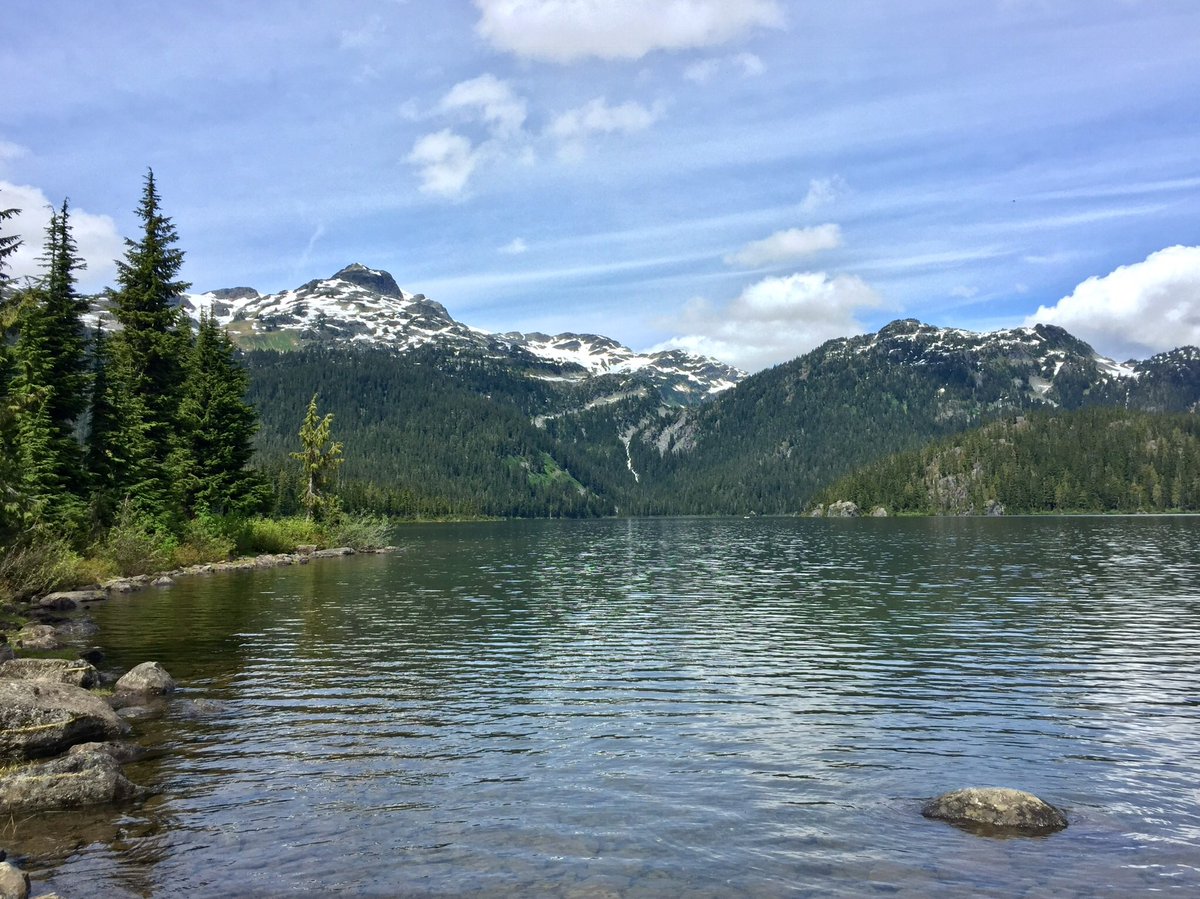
[[231, 515, 323, 555], [0, 526, 84, 602], [172, 514, 237, 566], [814, 407, 1200, 515], [323, 511, 392, 551], [94, 499, 178, 576], [290, 393, 344, 521]]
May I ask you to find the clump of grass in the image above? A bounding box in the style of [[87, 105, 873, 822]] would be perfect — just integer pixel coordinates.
[[323, 512, 392, 551], [231, 516, 324, 555], [0, 526, 86, 602]]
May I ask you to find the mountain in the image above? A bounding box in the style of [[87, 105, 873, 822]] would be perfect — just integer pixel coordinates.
[[811, 406, 1200, 515], [181, 263, 744, 406], [620, 319, 1200, 515]]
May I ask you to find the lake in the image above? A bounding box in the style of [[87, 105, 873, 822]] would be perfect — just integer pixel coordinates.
[[16, 517, 1200, 896]]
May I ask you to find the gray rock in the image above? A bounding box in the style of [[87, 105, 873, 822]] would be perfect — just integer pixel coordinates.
[[13, 626, 60, 652], [68, 740, 147, 764], [826, 500, 861, 518], [0, 861, 29, 899], [116, 704, 163, 721], [34, 594, 76, 611], [869, 506, 889, 517], [52, 618, 100, 640], [922, 787, 1068, 834], [0, 658, 100, 689], [808, 504, 825, 517], [0, 749, 147, 815], [0, 680, 128, 761], [311, 546, 355, 558], [0, 644, 12, 664], [151, 576, 174, 588], [114, 661, 176, 695]]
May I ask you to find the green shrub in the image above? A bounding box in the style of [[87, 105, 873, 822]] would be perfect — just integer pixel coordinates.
[[324, 512, 393, 551], [95, 501, 178, 576], [0, 526, 86, 601], [173, 514, 237, 566], [232, 516, 323, 555]]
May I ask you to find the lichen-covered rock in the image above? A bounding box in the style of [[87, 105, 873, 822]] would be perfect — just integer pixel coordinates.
[[114, 661, 176, 695], [0, 680, 128, 760], [921, 787, 1067, 835], [0, 861, 29, 899], [0, 749, 147, 814], [0, 658, 100, 689]]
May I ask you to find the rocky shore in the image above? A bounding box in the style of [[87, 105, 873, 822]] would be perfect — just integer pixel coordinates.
[[0, 544, 374, 899]]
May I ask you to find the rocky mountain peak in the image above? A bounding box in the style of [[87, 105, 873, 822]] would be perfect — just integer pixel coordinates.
[[331, 263, 403, 298]]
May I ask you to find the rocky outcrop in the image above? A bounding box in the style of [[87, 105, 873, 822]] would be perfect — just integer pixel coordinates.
[[0, 749, 146, 814], [0, 680, 128, 760], [922, 787, 1068, 834], [0, 658, 99, 689], [826, 500, 861, 518]]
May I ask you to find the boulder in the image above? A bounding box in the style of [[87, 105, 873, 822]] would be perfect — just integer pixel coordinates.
[[151, 576, 174, 587], [826, 500, 861, 518], [68, 740, 147, 764], [0, 659, 100, 689], [869, 506, 889, 517], [0, 749, 146, 815], [13, 626, 60, 652], [922, 787, 1068, 835], [0, 680, 128, 760], [0, 861, 29, 899], [39, 589, 107, 607], [34, 594, 76, 611], [114, 661, 176, 695], [311, 546, 355, 558]]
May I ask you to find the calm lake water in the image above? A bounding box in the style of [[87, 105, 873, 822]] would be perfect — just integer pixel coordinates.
[[15, 517, 1200, 897]]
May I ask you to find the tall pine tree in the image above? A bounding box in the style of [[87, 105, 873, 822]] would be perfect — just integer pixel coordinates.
[[0, 199, 23, 537], [177, 308, 262, 517], [101, 169, 193, 521], [291, 393, 343, 521]]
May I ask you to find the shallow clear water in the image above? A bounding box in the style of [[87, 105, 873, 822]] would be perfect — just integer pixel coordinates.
[[15, 517, 1200, 896]]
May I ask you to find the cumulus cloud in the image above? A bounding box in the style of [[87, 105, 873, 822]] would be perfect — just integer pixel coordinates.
[[439, 73, 528, 138], [548, 97, 661, 159], [652, 271, 882, 371], [474, 0, 784, 63], [407, 130, 480, 198], [0, 181, 123, 291], [1025, 245, 1200, 359], [725, 224, 842, 268], [499, 237, 528, 254]]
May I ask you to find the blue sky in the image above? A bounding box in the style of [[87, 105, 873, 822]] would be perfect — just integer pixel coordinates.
[[2, 0, 1199, 370]]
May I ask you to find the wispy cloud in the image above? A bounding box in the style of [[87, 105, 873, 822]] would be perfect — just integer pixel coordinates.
[[684, 52, 765, 84], [499, 237, 528, 255], [725, 224, 842, 268], [439, 73, 528, 138], [548, 97, 661, 158], [474, 0, 783, 63], [407, 130, 480, 199]]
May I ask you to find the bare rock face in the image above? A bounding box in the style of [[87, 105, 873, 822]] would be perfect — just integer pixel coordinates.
[[114, 661, 176, 695], [0, 658, 100, 689], [922, 787, 1068, 835], [0, 749, 146, 814], [0, 680, 129, 760]]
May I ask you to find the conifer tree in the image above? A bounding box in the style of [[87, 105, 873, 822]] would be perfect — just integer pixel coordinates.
[[0, 201, 21, 536], [291, 393, 343, 520], [103, 169, 193, 520], [177, 308, 262, 516]]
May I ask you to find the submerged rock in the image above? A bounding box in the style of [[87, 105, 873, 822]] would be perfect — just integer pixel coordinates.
[[68, 740, 147, 764], [922, 787, 1067, 835], [0, 749, 146, 814], [114, 661, 176, 695], [13, 626, 60, 652], [0, 658, 99, 689], [0, 680, 128, 760]]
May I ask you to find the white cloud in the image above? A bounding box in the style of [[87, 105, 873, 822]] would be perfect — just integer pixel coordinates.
[[499, 237, 528, 254], [652, 271, 883, 371], [800, 176, 847, 213], [439, 74, 527, 138], [475, 0, 784, 63], [684, 52, 764, 83], [549, 97, 661, 159], [406, 130, 480, 199], [725, 224, 842, 267], [1025, 245, 1200, 358], [0, 181, 123, 291], [0, 140, 29, 167]]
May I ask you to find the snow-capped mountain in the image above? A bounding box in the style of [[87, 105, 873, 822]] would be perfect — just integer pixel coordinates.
[[181, 263, 745, 404]]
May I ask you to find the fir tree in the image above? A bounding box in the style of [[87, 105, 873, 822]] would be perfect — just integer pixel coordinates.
[[177, 308, 262, 517], [0, 200, 21, 536], [104, 169, 193, 520], [291, 393, 343, 520]]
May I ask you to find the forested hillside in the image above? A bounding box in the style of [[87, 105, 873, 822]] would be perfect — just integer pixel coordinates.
[[812, 407, 1200, 515]]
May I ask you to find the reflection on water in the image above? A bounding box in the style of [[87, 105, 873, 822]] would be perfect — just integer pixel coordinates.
[[14, 517, 1200, 897]]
